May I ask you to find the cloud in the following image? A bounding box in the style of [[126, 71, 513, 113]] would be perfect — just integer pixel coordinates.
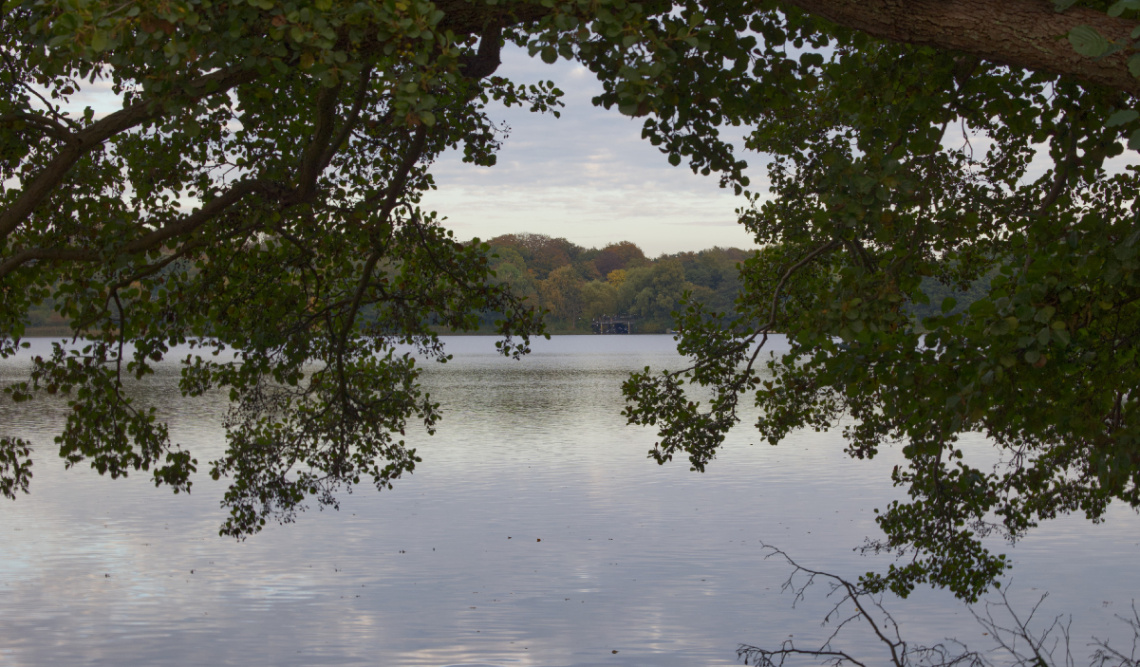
[[664, 219, 742, 227], [424, 48, 762, 255]]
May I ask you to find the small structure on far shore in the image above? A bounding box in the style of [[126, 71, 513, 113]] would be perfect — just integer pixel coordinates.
[[592, 315, 635, 334]]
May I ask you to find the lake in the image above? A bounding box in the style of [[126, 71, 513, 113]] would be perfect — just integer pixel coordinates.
[[1, 335, 1137, 666]]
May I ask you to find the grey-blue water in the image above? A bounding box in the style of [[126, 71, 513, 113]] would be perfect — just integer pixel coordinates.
[[0, 335, 1136, 666]]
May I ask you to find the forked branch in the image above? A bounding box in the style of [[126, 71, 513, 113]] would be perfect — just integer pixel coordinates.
[[737, 544, 1140, 667]]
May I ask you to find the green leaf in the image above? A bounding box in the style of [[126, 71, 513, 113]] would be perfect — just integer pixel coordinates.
[[1068, 25, 1112, 57], [1129, 128, 1140, 150], [90, 30, 108, 52], [1108, 0, 1140, 16], [1107, 109, 1140, 127], [799, 52, 824, 68]]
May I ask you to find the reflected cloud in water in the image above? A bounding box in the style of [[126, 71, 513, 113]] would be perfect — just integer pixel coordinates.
[[0, 335, 1137, 666]]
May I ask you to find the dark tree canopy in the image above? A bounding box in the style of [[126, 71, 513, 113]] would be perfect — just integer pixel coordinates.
[[3, 0, 1140, 602], [594, 241, 649, 276], [0, 0, 554, 536], [485, 233, 583, 280], [619, 1, 1140, 602]]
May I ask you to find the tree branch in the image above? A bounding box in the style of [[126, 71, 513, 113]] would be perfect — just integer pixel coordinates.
[[0, 64, 258, 241], [334, 124, 431, 388], [295, 83, 345, 203], [0, 178, 278, 278], [787, 0, 1140, 95], [319, 64, 375, 170], [0, 111, 79, 144], [459, 23, 504, 81]]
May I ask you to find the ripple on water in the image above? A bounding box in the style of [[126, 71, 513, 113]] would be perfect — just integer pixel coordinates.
[[0, 335, 1137, 667]]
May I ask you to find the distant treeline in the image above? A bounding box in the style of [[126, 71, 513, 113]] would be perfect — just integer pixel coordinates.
[[18, 233, 998, 338], [478, 233, 752, 333], [24, 300, 69, 336], [15, 232, 998, 337], [19, 234, 752, 338]]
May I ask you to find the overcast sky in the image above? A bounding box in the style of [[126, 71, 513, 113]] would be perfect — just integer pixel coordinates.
[[421, 47, 761, 257]]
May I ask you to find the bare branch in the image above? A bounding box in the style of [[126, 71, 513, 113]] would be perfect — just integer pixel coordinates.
[[1090, 602, 1140, 667]]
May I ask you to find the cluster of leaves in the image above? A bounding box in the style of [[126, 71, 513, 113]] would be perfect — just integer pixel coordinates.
[[4, 0, 1140, 609], [480, 233, 750, 332], [614, 6, 1140, 602], [0, 0, 558, 536], [1060, 0, 1140, 149]]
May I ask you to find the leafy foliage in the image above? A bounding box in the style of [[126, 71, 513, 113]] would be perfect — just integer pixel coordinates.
[[0, 0, 553, 536], [3, 0, 1140, 607], [483, 234, 748, 331], [618, 6, 1140, 602]]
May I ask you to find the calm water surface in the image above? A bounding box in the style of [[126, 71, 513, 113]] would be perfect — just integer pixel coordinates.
[[0, 335, 1137, 666]]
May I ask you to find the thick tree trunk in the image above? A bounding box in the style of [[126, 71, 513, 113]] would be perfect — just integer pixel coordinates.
[[446, 0, 1140, 95], [787, 0, 1140, 95]]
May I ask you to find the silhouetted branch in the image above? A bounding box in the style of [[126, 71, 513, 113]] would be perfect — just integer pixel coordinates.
[[739, 544, 1137, 667], [970, 591, 1073, 667], [738, 543, 984, 667], [1090, 602, 1140, 667]]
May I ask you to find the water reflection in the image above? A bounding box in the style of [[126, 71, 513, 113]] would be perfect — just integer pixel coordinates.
[[0, 335, 1137, 666]]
